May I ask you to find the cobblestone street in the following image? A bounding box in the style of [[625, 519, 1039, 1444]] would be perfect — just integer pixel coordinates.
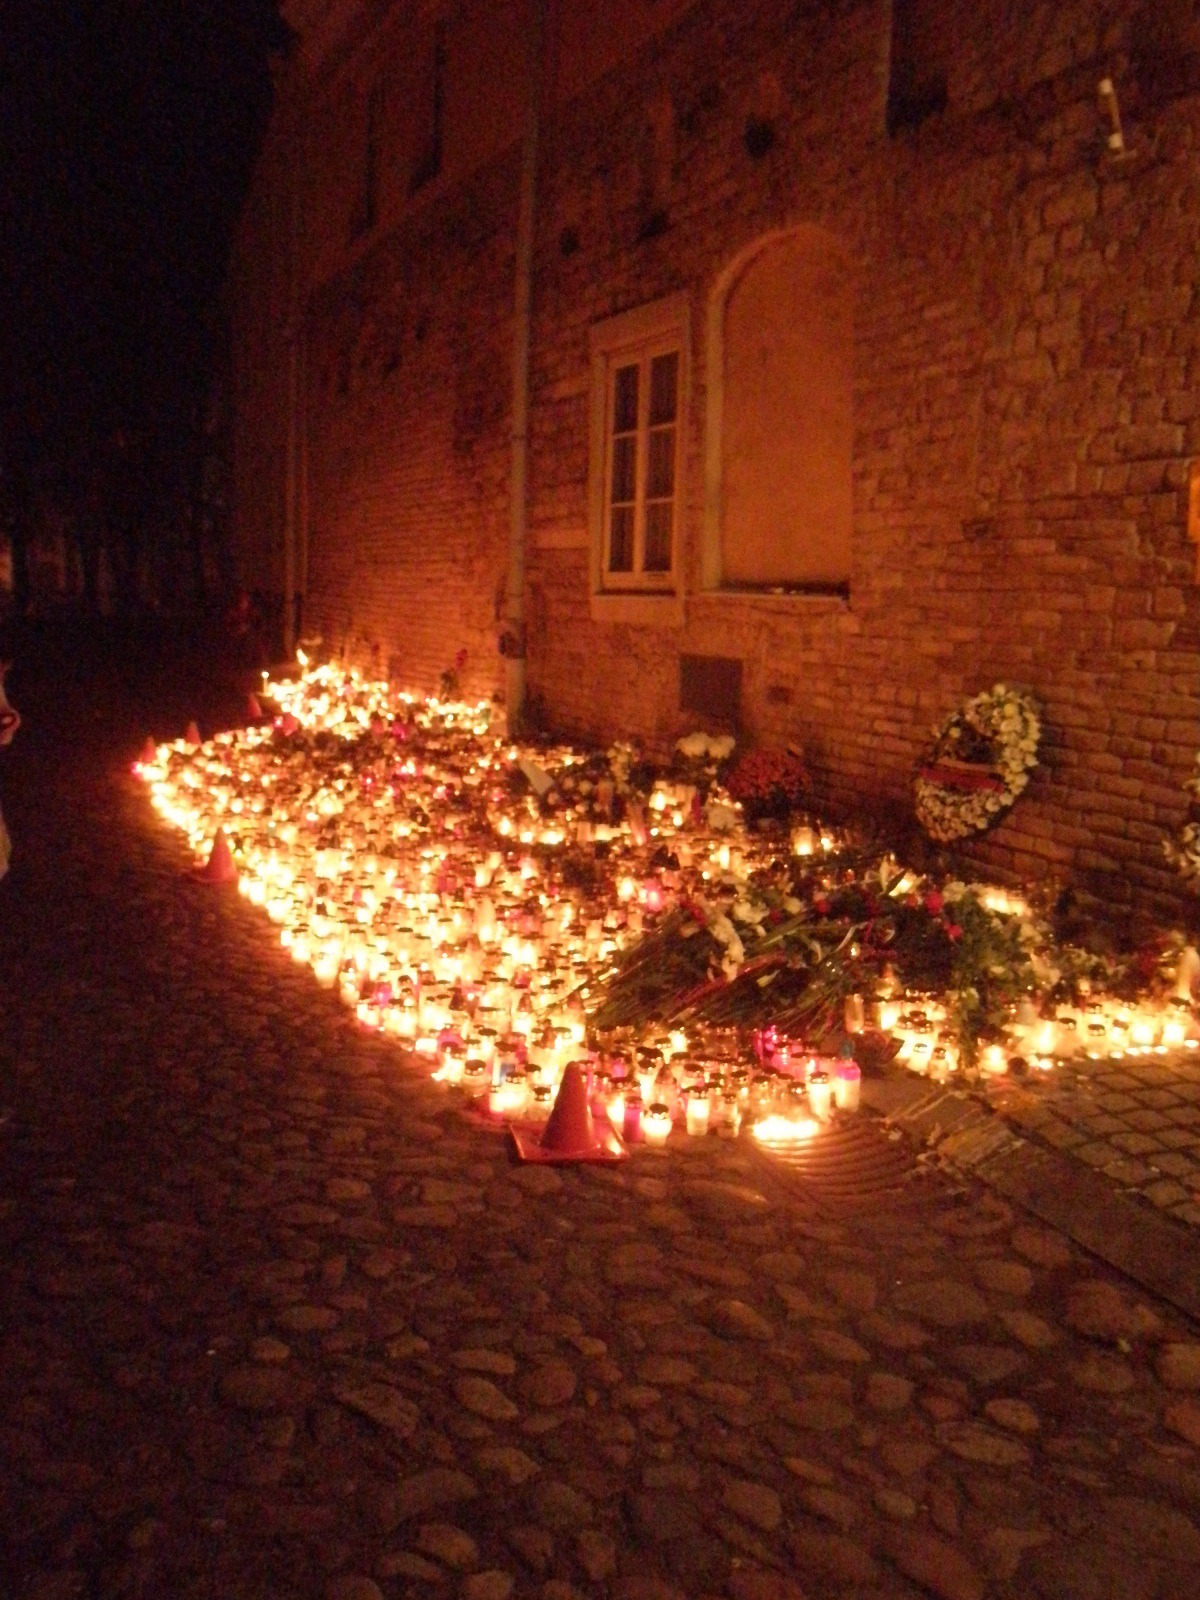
[[4, 657, 1200, 1600]]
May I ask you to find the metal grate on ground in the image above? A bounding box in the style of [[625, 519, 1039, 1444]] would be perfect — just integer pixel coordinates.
[[752, 1114, 930, 1210]]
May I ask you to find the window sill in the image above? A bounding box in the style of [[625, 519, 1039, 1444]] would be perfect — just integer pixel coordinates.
[[589, 591, 684, 628], [694, 585, 851, 613]]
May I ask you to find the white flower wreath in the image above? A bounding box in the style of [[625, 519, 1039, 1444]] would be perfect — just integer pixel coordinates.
[[1164, 755, 1200, 887], [914, 684, 1041, 843]]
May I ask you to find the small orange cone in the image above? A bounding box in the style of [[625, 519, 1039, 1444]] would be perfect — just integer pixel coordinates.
[[246, 693, 263, 721], [510, 1063, 626, 1164], [195, 827, 238, 885], [185, 720, 202, 746], [138, 736, 157, 764]]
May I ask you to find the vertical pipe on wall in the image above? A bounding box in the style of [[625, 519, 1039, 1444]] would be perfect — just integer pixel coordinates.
[[505, 0, 548, 738], [283, 320, 299, 659], [282, 108, 303, 660], [298, 315, 309, 632]]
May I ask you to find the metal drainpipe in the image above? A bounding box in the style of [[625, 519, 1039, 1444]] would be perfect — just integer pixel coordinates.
[[282, 107, 303, 660], [297, 315, 309, 640], [505, 0, 548, 739], [283, 319, 299, 660]]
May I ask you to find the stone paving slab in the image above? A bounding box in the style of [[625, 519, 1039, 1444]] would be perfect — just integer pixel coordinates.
[[983, 1061, 1200, 1230], [4, 662, 1200, 1600]]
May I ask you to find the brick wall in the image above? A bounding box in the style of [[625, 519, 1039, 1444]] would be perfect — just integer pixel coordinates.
[[302, 166, 518, 696], [232, 0, 1200, 919]]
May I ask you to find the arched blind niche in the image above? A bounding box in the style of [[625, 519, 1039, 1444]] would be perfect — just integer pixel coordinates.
[[716, 225, 854, 592]]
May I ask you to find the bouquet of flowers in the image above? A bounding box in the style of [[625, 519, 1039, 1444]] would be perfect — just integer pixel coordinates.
[[672, 730, 736, 807], [725, 747, 810, 823]]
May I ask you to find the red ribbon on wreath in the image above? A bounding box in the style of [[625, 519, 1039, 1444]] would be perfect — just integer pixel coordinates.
[[918, 761, 1005, 794]]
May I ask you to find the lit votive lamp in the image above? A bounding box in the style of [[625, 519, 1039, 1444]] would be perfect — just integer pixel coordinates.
[[436, 1051, 465, 1085], [463, 1054, 489, 1088], [685, 1091, 711, 1137], [1085, 1014, 1111, 1058], [529, 1083, 555, 1121], [605, 1084, 626, 1129], [752, 1113, 819, 1144], [622, 1094, 643, 1144], [665, 1029, 688, 1061], [1033, 1020, 1057, 1057], [643, 1104, 673, 1145], [314, 951, 340, 988], [488, 1074, 529, 1118], [1054, 1012, 1080, 1057], [1163, 1003, 1190, 1051], [808, 1068, 833, 1120], [981, 1044, 1008, 1076], [878, 999, 901, 1034], [832, 1061, 861, 1111], [908, 1034, 934, 1072], [929, 1044, 956, 1081]]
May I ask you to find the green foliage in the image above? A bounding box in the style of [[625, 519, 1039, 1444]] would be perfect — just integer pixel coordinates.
[[586, 843, 1153, 1068]]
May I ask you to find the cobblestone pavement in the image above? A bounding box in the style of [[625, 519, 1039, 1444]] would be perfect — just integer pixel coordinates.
[[4, 664, 1200, 1600], [985, 1058, 1200, 1229]]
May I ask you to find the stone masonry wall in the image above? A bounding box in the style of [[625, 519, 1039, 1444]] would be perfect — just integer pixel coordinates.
[[303, 160, 518, 699], [238, 0, 1200, 919]]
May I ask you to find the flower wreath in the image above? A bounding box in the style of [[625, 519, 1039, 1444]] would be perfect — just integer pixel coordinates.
[[914, 684, 1041, 843], [1164, 755, 1200, 887]]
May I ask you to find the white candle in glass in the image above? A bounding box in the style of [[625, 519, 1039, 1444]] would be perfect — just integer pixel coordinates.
[[686, 1093, 711, 1136], [808, 1070, 833, 1120], [643, 1105, 672, 1145]]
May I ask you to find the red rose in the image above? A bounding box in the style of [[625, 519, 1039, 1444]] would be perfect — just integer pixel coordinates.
[[924, 890, 944, 914], [946, 923, 963, 940]]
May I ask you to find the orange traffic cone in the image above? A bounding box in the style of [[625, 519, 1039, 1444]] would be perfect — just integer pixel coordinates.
[[510, 1062, 626, 1164], [195, 827, 238, 885], [185, 720, 202, 746], [246, 693, 263, 721], [138, 736, 157, 764]]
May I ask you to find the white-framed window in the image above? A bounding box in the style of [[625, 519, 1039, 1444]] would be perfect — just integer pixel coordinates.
[[588, 293, 689, 622], [603, 346, 679, 584]]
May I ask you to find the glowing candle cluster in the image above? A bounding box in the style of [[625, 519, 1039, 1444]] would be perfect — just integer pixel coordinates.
[[135, 662, 1200, 1149], [136, 663, 863, 1146]]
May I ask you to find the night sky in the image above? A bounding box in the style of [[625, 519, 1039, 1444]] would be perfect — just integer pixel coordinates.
[[1, 0, 290, 522]]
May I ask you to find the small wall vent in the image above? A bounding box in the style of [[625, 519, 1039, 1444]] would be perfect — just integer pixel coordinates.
[[679, 654, 742, 729]]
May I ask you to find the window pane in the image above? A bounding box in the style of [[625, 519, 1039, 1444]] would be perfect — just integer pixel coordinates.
[[613, 364, 639, 433], [611, 434, 637, 504], [648, 427, 675, 499], [609, 505, 634, 572], [649, 351, 678, 426], [644, 500, 672, 572]]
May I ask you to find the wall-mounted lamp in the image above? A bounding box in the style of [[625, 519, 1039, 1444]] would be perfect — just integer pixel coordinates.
[[1098, 78, 1125, 155]]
